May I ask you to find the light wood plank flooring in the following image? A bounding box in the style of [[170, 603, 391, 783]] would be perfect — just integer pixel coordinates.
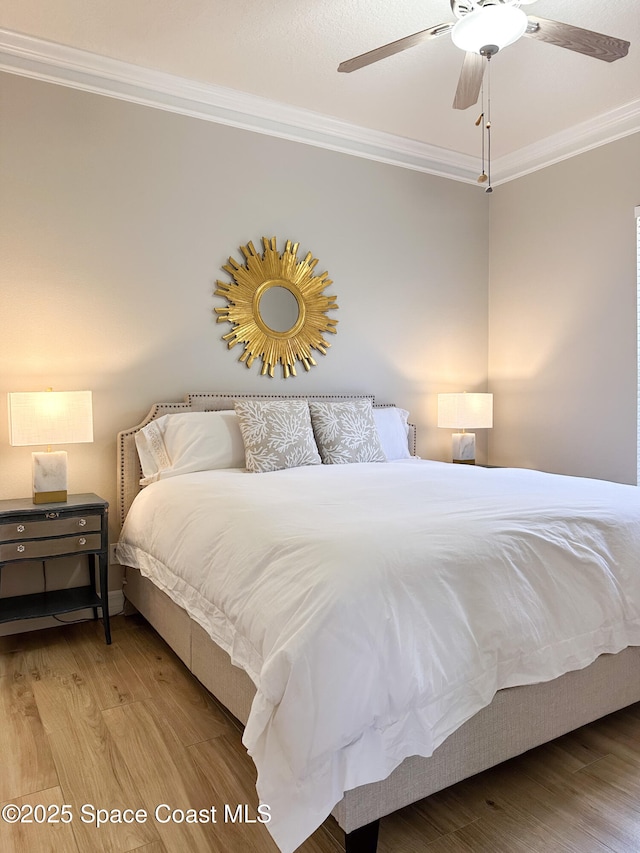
[[2, 614, 640, 852]]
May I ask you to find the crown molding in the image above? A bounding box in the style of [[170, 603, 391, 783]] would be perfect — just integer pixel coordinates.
[[0, 28, 479, 184], [492, 98, 640, 185], [1, 28, 638, 187]]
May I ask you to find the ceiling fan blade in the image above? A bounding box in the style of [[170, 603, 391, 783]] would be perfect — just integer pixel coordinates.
[[453, 52, 485, 110], [524, 16, 630, 62], [338, 22, 454, 73]]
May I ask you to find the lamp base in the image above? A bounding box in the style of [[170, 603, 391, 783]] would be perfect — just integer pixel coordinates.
[[32, 450, 69, 505], [452, 432, 476, 464], [33, 490, 68, 504]]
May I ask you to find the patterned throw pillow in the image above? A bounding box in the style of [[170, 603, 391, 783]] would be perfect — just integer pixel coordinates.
[[309, 400, 387, 464], [234, 399, 321, 473]]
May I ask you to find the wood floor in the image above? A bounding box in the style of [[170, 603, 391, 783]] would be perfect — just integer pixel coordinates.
[[2, 615, 640, 853]]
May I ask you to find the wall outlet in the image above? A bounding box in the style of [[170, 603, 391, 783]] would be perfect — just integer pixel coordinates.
[[109, 543, 121, 565]]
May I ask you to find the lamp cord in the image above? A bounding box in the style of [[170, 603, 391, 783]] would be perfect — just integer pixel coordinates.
[[39, 560, 124, 626]]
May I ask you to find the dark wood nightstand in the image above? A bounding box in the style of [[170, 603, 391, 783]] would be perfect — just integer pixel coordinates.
[[0, 493, 111, 643]]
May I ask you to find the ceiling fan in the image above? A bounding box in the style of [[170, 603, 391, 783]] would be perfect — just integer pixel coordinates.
[[338, 0, 630, 110]]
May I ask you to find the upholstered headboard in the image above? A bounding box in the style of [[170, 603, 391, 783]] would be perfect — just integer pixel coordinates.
[[116, 392, 416, 527]]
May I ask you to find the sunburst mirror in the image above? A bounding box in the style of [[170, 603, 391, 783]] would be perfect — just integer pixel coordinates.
[[214, 237, 339, 378]]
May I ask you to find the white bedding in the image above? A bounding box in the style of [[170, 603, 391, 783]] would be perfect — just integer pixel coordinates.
[[117, 461, 640, 852]]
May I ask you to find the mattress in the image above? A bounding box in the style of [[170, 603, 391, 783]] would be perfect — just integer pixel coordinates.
[[117, 459, 640, 852]]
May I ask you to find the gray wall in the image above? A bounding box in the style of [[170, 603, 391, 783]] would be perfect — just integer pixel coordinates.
[[488, 133, 640, 484], [1, 69, 637, 612], [0, 73, 490, 570]]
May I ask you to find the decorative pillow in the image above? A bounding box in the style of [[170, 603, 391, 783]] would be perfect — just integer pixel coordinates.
[[135, 410, 246, 484], [233, 399, 321, 473], [309, 400, 387, 464], [372, 406, 411, 460]]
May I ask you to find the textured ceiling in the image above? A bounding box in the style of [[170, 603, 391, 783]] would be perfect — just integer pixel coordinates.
[[1, 0, 639, 161]]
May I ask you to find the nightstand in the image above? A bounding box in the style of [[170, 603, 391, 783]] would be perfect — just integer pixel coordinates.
[[0, 493, 111, 644]]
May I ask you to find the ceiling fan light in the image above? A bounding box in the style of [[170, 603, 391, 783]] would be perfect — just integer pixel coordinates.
[[451, 6, 528, 54]]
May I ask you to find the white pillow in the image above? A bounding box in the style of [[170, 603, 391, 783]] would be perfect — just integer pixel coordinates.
[[373, 406, 411, 460], [135, 410, 245, 484]]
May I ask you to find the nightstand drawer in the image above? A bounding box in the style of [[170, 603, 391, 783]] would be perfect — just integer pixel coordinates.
[[0, 533, 102, 562], [0, 514, 101, 542]]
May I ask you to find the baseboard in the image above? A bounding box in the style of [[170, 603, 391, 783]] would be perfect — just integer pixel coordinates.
[[0, 588, 125, 637]]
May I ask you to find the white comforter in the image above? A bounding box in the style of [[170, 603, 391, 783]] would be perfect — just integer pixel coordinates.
[[117, 461, 640, 852]]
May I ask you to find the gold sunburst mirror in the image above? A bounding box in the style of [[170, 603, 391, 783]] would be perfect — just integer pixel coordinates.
[[214, 237, 338, 378]]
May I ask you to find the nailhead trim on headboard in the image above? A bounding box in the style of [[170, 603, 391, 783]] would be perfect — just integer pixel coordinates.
[[116, 393, 416, 527]]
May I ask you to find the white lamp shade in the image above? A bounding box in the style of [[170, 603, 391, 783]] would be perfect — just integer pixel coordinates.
[[438, 393, 493, 430], [451, 5, 528, 54], [8, 391, 93, 447]]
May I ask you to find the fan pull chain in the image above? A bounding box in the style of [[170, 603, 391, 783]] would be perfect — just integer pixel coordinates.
[[485, 55, 493, 193], [485, 53, 493, 194], [476, 79, 486, 185], [477, 45, 497, 193]]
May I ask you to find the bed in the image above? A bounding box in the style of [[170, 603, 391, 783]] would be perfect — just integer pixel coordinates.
[[116, 392, 640, 853]]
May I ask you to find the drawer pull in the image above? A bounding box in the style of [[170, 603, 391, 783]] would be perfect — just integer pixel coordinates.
[[17, 524, 25, 533], [78, 518, 87, 527], [79, 537, 87, 546], [45, 512, 60, 519], [17, 544, 25, 553]]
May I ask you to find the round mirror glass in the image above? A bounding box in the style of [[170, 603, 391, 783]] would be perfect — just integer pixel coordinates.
[[258, 285, 300, 333]]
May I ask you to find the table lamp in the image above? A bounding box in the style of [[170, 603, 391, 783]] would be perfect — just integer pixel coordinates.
[[8, 390, 94, 503], [437, 392, 493, 464]]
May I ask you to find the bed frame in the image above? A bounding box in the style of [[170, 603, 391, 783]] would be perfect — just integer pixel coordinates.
[[116, 393, 640, 853]]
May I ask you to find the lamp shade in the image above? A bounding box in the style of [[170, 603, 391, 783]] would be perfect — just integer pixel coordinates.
[[8, 391, 93, 446], [437, 393, 493, 430], [451, 5, 528, 54]]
